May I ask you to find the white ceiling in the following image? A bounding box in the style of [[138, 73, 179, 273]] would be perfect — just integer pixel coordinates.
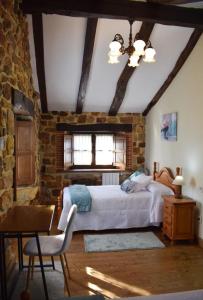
[[27, 8, 200, 113]]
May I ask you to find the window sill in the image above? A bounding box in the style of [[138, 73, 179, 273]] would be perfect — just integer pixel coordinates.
[[66, 168, 125, 173]]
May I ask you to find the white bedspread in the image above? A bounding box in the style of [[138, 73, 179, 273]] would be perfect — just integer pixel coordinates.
[[58, 185, 164, 231]]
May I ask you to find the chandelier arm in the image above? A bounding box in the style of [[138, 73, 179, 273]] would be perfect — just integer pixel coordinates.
[[145, 40, 152, 49]]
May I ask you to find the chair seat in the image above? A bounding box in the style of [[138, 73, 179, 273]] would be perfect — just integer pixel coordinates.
[[23, 233, 65, 256]]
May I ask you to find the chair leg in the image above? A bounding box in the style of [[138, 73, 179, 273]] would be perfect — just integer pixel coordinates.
[[31, 256, 35, 280], [60, 255, 71, 296], [20, 256, 32, 300], [51, 256, 55, 270], [26, 256, 32, 290], [63, 253, 71, 279]]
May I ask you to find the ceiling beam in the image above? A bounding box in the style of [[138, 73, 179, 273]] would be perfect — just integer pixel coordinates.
[[32, 13, 48, 113], [21, 0, 203, 29], [76, 18, 98, 114], [108, 22, 155, 116], [149, 0, 203, 4], [143, 29, 202, 116]]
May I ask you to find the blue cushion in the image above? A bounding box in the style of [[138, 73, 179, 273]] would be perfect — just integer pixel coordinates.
[[120, 178, 135, 193], [121, 167, 150, 192]]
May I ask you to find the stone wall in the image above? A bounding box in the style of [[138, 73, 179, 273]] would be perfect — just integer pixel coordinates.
[[0, 0, 40, 277], [0, 0, 40, 212], [40, 112, 145, 203]]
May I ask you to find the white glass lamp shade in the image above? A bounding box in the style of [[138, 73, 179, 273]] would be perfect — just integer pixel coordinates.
[[108, 52, 120, 64], [109, 41, 121, 54], [172, 175, 184, 186], [143, 47, 156, 63], [128, 53, 139, 67], [133, 39, 146, 56]]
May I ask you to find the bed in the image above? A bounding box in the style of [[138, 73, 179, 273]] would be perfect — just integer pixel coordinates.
[[58, 165, 178, 232]]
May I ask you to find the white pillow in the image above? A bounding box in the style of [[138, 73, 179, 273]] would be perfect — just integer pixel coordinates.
[[129, 174, 153, 192], [147, 181, 174, 196]]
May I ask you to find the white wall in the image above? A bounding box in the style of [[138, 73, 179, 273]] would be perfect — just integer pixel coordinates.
[[145, 35, 203, 238]]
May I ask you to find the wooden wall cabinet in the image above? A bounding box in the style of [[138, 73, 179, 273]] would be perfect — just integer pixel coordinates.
[[163, 195, 196, 241], [15, 121, 35, 186]]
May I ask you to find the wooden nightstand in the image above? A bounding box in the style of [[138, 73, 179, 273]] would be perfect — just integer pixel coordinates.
[[163, 195, 196, 242]]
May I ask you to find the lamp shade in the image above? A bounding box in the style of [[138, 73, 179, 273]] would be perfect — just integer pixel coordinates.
[[128, 53, 139, 67], [172, 175, 184, 186], [109, 41, 121, 53], [133, 39, 146, 56], [143, 47, 156, 63]]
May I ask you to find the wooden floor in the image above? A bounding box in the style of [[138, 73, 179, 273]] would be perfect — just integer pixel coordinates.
[[65, 229, 203, 298], [15, 214, 203, 299]]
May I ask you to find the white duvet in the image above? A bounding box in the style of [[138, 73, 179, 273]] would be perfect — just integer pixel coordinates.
[[58, 185, 165, 231]]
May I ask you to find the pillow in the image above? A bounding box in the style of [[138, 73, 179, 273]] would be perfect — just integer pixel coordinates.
[[130, 167, 150, 181], [147, 181, 174, 196], [120, 178, 136, 193], [121, 174, 152, 193]]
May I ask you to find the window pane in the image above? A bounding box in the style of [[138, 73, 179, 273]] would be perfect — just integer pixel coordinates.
[[96, 135, 114, 165], [96, 135, 114, 150], [74, 151, 92, 165], [73, 135, 92, 150], [73, 134, 92, 165]]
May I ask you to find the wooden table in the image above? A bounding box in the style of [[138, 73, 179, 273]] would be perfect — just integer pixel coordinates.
[[0, 205, 55, 300]]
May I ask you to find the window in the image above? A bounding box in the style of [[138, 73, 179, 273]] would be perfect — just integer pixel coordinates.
[[63, 133, 126, 170], [73, 134, 92, 165], [96, 135, 114, 165]]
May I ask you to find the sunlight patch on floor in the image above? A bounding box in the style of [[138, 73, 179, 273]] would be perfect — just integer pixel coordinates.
[[88, 282, 119, 298], [86, 266, 151, 296]]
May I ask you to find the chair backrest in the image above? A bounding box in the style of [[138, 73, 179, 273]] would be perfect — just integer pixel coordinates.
[[60, 204, 77, 254]]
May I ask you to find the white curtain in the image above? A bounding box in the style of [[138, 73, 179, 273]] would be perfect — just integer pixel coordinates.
[[96, 134, 114, 165], [73, 134, 92, 165]]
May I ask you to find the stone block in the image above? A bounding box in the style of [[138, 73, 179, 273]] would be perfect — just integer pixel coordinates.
[[119, 116, 133, 123], [3, 155, 15, 171], [0, 137, 5, 150], [137, 156, 145, 164], [41, 114, 53, 120], [0, 190, 13, 211], [16, 186, 38, 202], [6, 135, 14, 155], [2, 171, 13, 189]]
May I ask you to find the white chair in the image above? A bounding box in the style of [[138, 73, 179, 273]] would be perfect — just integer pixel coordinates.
[[23, 204, 77, 296]]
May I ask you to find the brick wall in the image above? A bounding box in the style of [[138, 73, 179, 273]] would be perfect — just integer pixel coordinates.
[[40, 112, 145, 203]]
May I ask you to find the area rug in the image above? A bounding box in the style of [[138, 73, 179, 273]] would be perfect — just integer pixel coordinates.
[[11, 262, 65, 300], [84, 232, 165, 252]]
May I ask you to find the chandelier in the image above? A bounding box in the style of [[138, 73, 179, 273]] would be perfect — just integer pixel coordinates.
[[108, 20, 156, 67]]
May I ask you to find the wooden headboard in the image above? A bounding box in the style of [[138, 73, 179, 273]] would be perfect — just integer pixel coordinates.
[[153, 163, 179, 194]]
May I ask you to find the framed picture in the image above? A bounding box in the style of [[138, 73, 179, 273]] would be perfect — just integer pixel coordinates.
[[161, 112, 177, 141]]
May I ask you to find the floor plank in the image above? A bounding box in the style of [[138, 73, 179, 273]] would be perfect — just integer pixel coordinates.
[[66, 231, 203, 298]]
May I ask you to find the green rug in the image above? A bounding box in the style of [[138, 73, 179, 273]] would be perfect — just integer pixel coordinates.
[[84, 232, 165, 252]]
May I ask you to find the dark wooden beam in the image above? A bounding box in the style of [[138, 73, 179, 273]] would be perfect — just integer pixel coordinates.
[[56, 123, 132, 132], [32, 13, 48, 113], [149, 0, 203, 4], [76, 18, 98, 114], [143, 29, 202, 116], [108, 22, 155, 116], [21, 0, 203, 29]]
